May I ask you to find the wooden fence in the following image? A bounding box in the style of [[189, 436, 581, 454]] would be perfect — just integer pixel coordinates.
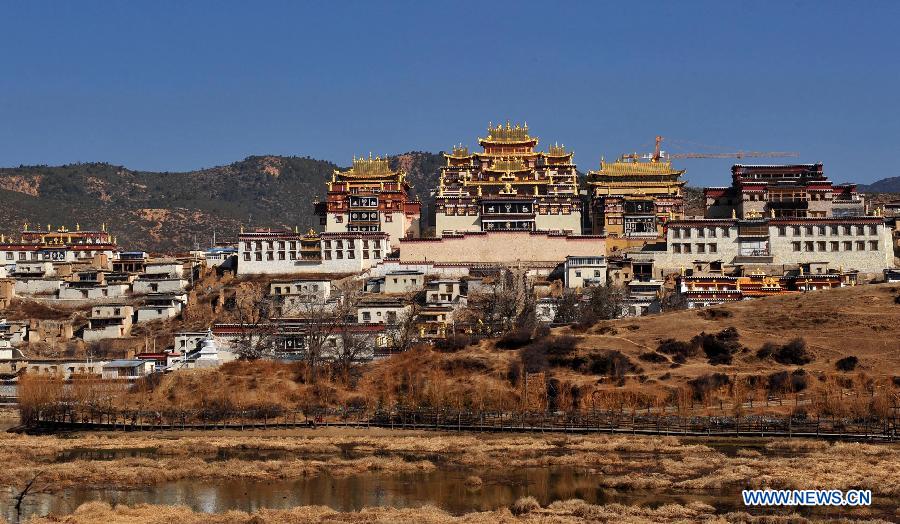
[[23, 406, 899, 441]]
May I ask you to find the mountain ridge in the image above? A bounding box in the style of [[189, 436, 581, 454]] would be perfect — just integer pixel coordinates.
[[0, 152, 444, 252]]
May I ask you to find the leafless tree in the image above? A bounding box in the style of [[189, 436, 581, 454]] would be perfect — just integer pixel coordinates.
[[391, 291, 424, 353], [14, 471, 43, 521], [466, 266, 535, 336], [297, 279, 363, 383], [332, 329, 369, 382], [223, 282, 278, 360], [581, 284, 626, 323], [553, 289, 582, 324]]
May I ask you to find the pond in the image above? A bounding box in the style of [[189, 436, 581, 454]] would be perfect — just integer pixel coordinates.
[[5, 464, 895, 522]]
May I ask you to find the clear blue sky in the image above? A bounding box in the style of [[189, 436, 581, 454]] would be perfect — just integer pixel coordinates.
[[1, 1, 898, 186]]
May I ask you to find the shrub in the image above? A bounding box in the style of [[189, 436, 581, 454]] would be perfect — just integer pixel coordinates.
[[506, 362, 522, 386], [496, 328, 533, 350], [442, 356, 489, 373], [697, 308, 732, 320], [587, 350, 641, 378], [510, 496, 540, 516], [657, 338, 699, 360], [692, 327, 742, 365], [638, 351, 669, 364], [772, 338, 813, 365], [434, 334, 471, 353], [756, 342, 778, 360], [768, 369, 809, 393], [835, 356, 859, 372], [519, 343, 548, 373], [688, 373, 731, 401], [464, 475, 483, 489]]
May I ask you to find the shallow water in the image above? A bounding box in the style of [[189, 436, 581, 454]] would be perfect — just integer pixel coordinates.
[[5, 465, 895, 522]]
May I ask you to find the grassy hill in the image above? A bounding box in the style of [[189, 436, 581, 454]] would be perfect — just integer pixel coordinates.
[[0, 152, 444, 252]]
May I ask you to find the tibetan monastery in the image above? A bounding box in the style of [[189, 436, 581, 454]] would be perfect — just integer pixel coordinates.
[[587, 150, 685, 240], [0, 223, 118, 263], [314, 154, 421, 242], [434, 122, 582, 236]]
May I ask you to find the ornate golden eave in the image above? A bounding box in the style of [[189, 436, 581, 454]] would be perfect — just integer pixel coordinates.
[[477, 121, 538, 146], [588, 156, 685, 178], [334, 154, 402, 180]]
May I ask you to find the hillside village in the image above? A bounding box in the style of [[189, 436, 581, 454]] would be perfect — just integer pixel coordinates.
[[1, 123, 899, 386]]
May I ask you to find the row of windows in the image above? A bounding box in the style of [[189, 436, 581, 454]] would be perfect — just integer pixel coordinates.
[[244, 251, 305, 261], [672, 243, 719, 254], [323, 250, 381, 260], [791, 241, 879, 252], [322, 240, 384, 249], [777, 225, 878, 237], [672, 227, 732, 239], [5, 251, 102, 261], [673, 223, 880, 240]]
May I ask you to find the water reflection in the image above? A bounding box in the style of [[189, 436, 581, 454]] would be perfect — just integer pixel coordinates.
[[5, 465, 893, 522]]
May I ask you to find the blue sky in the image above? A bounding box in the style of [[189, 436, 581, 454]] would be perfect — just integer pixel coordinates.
[[1, 1, 898, 186]]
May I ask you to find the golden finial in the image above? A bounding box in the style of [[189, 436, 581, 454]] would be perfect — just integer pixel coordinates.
[[731, 209, 737, 219], [294, 225, 298, 234], [240, 224, 244, 234], [799, 266, 804, 276], [101, 222, 106, 232], [76, 223, 80, 231], [477, 186, 482, 196], [506, 120, 511, 130], [47, 224, 51, 231], [770, 208, 775, 218]]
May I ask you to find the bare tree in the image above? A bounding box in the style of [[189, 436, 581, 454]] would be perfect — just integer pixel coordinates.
[[391, 291, 424, 353], [332, 329, 370, 382], [297, 279, 363, 383], [466, 266, 535, 336], [553, 289, 582, 324], [223, 282, 277, 360], [14, 471, 43, 521], [581, 284, 626, 323]]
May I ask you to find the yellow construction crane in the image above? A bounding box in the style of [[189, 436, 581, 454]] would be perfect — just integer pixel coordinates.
[[650, 135, 799, 162]]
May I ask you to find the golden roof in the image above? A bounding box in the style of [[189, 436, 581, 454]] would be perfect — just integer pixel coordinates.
[[591, 156, 685, 178], [546, 143, 571, 157], [447, 144, 471, 158], [479, 121, 536, 144], [486, 157, 529, 173], [335, 154, 400, 179]]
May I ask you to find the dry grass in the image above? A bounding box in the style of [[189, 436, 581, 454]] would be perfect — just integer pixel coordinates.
[[22, 499, 891, 523], [2, 429, 898, 500]]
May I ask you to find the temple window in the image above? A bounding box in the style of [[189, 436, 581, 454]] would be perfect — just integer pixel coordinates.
[[830, 241, 839, 251], [868, 225, 878, 235], [856, 241, 865, 251], [843, 241, 852, 251], [777, 226, 786, 236], [792, 226, 801, 236], [869, 240, 879, 250], [792, 242, 801, 252]]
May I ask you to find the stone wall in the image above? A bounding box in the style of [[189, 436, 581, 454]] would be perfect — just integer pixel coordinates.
[[399, 231, 605, 265]]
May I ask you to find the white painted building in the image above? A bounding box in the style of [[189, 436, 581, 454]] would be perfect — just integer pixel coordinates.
[[564, 256, 608, 288], [83, 304, 133, 342], [658, 217, 894, 278]]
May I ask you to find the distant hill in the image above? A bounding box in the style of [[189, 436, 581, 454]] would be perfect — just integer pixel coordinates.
[[858, 176, 900, 193], [0, 152, 443, 252]]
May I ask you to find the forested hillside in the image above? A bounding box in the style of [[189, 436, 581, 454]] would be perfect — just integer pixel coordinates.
[[0, 152, 443, 252]]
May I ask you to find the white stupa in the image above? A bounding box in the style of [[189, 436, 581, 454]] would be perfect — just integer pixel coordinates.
[[194, 329, 220, 368]]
